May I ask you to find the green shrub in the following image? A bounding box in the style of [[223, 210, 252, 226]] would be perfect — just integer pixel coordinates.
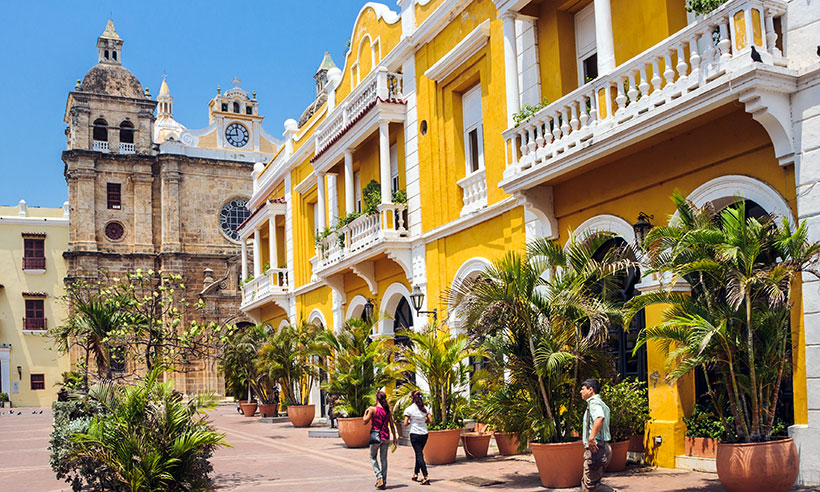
[[685, 0, 726, 15], [601, 378, 651, 441], [0, 392, 8, 403], [50, 398, 115, 491]]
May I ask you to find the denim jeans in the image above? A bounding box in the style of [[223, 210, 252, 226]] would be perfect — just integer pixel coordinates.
[[369, 441, 390, 480]]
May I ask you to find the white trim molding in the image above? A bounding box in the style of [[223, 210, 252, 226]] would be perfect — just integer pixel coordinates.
[[345, 295, 369, 321], [424, 20, 491, 82], [308, 309, 328, 329], [378, 282, 413, 336], [683, 174, 795, 227], [447, 257, 493, 331], [573, 214, 636, 244]]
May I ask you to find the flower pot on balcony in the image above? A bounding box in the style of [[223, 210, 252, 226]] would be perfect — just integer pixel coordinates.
[[716, 438, 798, 492], [258, 403, 279, 418], [685, 436, 717, 458], [239, 401, 258, 417], [337, 417, 371, 448], [461, 432, 491, 459], [606, 440, 630, 472], [493, 432, 521, 456], [423, 428, 462, 465], [287, 404, 315, 427], [530, 441, 584, 489]]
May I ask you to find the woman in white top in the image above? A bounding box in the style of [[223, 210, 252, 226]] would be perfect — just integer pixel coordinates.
[[403, 390, 433, 485]]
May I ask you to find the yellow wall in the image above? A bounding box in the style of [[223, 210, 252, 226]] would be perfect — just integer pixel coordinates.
[[0, 206, 70, 407]]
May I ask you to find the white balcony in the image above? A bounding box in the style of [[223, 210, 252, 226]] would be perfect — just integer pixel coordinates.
[[119, 142, 135, 154], [457, 169, 488, 216], [313, 203, 411, 283], [92, 140, 109, 153], [500, 0, 791, 194], [312, 67, 406, 172], [241, 268, 289, 317]]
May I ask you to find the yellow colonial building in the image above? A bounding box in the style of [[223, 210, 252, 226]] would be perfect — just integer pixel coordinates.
[[0, 201, 70, 407], [239, 0, 820, 483]]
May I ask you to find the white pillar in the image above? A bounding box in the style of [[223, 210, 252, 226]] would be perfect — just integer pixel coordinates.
[[327, 174, 339, 227], [241, 240, 248, 280], [252, 229, 262, 277], [316, 172, 327, 232], [379, 121, 392, 205], [344, 150, 354, 215], [501, 12, 521, 128], [0, 346, 9, 397], [268, 215, 277, 271], [594, 0, 616, 75]]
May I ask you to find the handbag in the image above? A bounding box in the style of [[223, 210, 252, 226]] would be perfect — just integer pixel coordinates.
[[369, 429, 382, 445]]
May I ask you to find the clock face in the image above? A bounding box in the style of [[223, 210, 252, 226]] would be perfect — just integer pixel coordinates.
[[225, 123, 249, 148], [219, 198, 251, 242]]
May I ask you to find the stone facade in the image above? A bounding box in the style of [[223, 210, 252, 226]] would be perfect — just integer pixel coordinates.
[[62, 21, 276, 395]]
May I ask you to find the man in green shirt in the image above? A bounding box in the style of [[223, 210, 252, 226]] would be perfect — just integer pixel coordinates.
[[580, 378, 611, 492]]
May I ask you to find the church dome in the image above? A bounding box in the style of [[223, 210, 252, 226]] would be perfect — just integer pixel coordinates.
[[80, 63, 144, 98]]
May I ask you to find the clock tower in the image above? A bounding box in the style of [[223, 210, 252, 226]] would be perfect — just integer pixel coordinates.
[[62, 21, 280, 395]]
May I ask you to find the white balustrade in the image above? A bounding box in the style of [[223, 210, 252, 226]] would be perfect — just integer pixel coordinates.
[[457, 169, 488, 216], [119, 142, 135, 154], [92, 140, 109, 153], [502, 0, 785, 181], [315, 68, 404, 154], [241, 267, 289, 308], [314, 203, 409, 272]]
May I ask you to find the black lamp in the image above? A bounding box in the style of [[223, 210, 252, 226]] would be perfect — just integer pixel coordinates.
[[633, 212, 654, 245], [364, 299, 375, 321], [409, 285, 437, 322]]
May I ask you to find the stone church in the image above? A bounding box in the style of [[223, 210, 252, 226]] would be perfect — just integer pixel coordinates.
[[62, 21, 280, 394]]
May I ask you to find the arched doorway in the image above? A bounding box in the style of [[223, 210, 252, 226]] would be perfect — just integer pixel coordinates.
[[393, 297, 416, 387]]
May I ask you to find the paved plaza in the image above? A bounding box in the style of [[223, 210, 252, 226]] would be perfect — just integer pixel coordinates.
[[3, 404, 798, 492]]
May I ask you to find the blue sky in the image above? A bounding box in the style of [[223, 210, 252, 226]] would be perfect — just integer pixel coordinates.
[[0, 1, 372, 208]]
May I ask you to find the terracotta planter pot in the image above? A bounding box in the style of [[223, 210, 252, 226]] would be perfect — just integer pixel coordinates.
[[685, 436, 717, 458], [287, 404, 315, 427], [494, 432, 521, 456], [239, 401, 258, 417], [462, 432, 491, 459], [531, 441, 585, 489], [716, 438, 798, 492], [337, 417, 371, 448], [606, 440, 630, 472], [423, 428, 462, 465], [628, 434, 645, 453], [258, 403, 279, 418]]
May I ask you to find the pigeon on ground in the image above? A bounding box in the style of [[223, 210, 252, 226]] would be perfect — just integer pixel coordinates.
[[816, 45, 820, 57], [751, 45, 762, 63], [39, 410, 43, 414], [32, 411, 36, 414], [17, 412, 21, 415]]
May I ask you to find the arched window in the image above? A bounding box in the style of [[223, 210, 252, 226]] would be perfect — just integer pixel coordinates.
[[119, 121, 134, 144], [233, 102, 240, 113], [112, 51, 117, 61], [93, 119, 108, 142], [393, 297, 416, 386], [104, 50, 109, 61]]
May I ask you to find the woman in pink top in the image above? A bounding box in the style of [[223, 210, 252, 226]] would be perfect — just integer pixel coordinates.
[[363, 390, 398, 489]]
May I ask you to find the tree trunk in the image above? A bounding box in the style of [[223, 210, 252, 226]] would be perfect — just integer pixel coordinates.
[[746, 292, 761, 439]]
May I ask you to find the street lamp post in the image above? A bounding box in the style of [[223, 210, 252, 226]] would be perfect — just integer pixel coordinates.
[[409, 285, 437, 322]]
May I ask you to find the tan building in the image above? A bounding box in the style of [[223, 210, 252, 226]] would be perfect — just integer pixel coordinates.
[[0, 200, 70, 407], [62, 21, 281, 394]]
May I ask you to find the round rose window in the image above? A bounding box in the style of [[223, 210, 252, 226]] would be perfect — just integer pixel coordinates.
[[105, 221, 124, 241]]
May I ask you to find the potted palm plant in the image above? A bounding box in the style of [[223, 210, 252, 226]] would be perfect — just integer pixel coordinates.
[[682, 403, 726, 458], [450, 232, 626, 488], [626, 194, 820, 492], [600, 378, 651, 471], [257, 320, 322, 427], [219, 324, 270, 417], [317, 314, 406, 448], [396, 323, 482, 465]]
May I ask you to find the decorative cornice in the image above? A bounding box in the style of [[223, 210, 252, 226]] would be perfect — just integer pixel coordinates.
[[424, 20, 491, 82], [0, 217, 68, 226]]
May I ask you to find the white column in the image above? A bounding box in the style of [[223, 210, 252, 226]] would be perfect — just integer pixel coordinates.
[[501, 12, 521, 128], [241, 240, 248, 280], [379, 121, 392, 205], [344, 150, 354, 215], [327, 174, 339, 227], [594, 0, 616, 75], [268, 215, 277, 271], [0, 346, 10, 397], [316, 172, 327, 232], [252, 229, 262, 277]]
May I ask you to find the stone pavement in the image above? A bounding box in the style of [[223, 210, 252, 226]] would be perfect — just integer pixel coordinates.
[[0, 404, 810, 492]]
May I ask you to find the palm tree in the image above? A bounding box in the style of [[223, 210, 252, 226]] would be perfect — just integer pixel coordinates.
[[626, 193, 820, 442], [317, 314, 407, 417], [219, 324, 270, 403], [396, 322, 484, 428], [449, 232, 627, 442], [257, 319, 323, 406]]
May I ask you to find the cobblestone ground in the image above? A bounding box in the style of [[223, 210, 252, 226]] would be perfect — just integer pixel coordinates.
[[0, 405, 812, 492]]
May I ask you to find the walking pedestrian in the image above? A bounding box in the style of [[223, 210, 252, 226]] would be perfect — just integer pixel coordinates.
[[363, 390, 397, 489], [580, 378, 612, 492], [404, 390, 433, 485]]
